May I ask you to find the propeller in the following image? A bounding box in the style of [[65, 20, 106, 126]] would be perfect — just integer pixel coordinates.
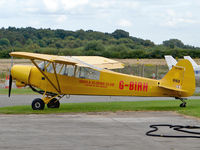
[[8, 53, 13, 97], [8, 74, 12, 97]]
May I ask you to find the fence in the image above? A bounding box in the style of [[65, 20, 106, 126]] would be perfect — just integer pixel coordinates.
[[115, 64, 200, 87], [114, 64, 168, 79]]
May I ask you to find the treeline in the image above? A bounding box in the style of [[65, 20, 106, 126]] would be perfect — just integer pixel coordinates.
[[0, 27, 200, 58]]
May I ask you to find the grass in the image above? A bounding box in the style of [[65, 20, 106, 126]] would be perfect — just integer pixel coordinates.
[[0, 88, 36, 95], [192, 92, 200, 96], [0, 100, 200, 118]]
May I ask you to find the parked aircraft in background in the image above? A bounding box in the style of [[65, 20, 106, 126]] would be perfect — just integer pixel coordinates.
[[184, 56, 200, 76], [8, 52, 195, 110], [164, 56, 177, 70], [165, 55, 200, 77]]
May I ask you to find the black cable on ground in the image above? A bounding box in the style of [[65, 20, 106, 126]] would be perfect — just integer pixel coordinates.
[[146, 124, 200, 138]]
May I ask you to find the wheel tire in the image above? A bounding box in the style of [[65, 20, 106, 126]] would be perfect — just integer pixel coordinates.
[[32, 98, 45, 110], [47, 98, 60, 108], [180, 103, 186, 107]]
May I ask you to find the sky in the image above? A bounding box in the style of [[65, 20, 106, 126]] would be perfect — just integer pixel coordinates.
[[0, 0, 200, 46]]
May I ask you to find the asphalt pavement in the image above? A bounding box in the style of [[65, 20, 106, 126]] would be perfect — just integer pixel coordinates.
[[0, 112, 200, 150], [1, 95, 200, 149]]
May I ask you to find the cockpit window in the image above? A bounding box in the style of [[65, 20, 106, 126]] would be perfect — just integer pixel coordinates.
[[46, 63, 53, 73], [65, 65, 75, 77], [55, 64, 64, 74], [38, 61, 45, 71], [38, 61, 51, 72], [46, 63, 65, 75], [39, 62, 99, 79], [75, 66, 100, 80]]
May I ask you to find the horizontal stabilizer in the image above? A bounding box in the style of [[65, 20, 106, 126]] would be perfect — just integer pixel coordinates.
[[158, 84, 186, 93]]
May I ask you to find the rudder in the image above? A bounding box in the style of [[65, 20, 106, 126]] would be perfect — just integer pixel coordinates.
[[159, 59, 195, 97]]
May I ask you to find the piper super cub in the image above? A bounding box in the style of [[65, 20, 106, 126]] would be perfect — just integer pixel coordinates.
[[8, 52, 195, 110]]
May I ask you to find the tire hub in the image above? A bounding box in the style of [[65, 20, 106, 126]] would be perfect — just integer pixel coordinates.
[[35, 102, 41, 108]]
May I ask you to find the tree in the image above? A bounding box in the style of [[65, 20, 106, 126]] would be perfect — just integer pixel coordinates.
[[0, 38, 10, 46], [142, 40, 155, 47], [112, 29, 129, 39], [55, 29, 67, 39], [55, 41, 64, 49], [75, 29, 86, 40], [0, 49, 10, 58], [0, 27, 199, 59], [84, 40, 105, 51], [108, 44, 128, 53], [117, 38, 136, 49], [25, 39, 33, 45], [38, 40, 46, 47], [13, 41, 23, 48], [163, 39, 184, 48]]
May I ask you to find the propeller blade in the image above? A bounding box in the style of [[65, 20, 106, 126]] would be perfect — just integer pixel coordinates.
[[8, 74, 12, 97], [8, 53, 14, 97]]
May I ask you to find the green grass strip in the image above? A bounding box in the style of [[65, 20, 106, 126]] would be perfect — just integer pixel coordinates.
[[0, 88, 36, 95], [0, 100, 200, 118]]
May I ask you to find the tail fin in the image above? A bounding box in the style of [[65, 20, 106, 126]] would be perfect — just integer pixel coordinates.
[[184, 56, 198, 68], [159, 59, 195, 97], [164, 55, 177, 70]]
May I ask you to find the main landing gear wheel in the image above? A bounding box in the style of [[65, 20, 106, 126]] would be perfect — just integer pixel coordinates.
[[47, 98, 60, 108], [32, 98, 45, 110]]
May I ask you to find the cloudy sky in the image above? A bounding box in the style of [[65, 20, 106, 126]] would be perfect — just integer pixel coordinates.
[[0, 0, 200, 46]]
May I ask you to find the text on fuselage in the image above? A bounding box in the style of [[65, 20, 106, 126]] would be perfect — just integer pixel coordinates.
[[119, 81, 148, 92]]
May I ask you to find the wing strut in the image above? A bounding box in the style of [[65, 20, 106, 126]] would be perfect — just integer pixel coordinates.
[[52, 63, 61, 93], [31, 59, 61, 94]]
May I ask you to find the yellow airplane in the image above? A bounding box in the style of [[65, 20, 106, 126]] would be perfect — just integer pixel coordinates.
[[8, 52, 195, 110]]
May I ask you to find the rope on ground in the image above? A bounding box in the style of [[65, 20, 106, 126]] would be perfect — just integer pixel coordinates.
[[146, 124, 200, 138]]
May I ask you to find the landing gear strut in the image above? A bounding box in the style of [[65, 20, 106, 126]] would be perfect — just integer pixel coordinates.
[[175, 97, 187, 107], [31, 97, 62, 110], [29, 85, 64, 110], [47, 98, 60, 108]]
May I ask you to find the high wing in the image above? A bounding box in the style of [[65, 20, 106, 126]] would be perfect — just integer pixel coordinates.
[[10, 52, 77, 65], [73, 56, 124, 69], [10, 52, 124, 70]]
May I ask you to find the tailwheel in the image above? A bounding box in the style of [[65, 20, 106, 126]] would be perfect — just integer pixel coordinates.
[[47, 98, 60, 108], [180, 102, 186, 107], [175, 97, 187, 108], [32, 98, 45, 110]]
